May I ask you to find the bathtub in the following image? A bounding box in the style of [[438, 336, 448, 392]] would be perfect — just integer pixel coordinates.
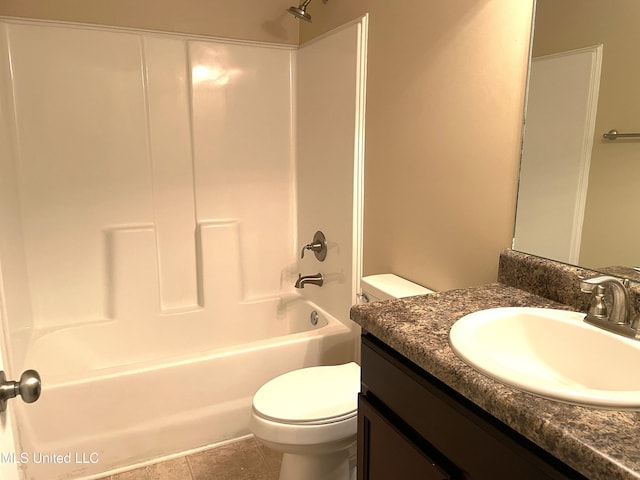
[[12, 296, 356, 480]]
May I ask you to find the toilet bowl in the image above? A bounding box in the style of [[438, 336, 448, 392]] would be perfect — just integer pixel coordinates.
[[250, 362, 361, 480]]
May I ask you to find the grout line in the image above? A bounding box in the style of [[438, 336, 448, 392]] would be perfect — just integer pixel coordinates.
[[185, 454, 195, 480]]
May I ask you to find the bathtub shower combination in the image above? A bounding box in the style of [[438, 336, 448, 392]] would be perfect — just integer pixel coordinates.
[[0, 15, 367, 480]]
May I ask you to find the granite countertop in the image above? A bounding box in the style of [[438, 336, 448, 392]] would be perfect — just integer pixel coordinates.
[[350, 283, 640, 480]]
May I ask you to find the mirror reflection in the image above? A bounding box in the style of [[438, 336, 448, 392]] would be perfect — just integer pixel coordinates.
[[513, 0, 640, 279]]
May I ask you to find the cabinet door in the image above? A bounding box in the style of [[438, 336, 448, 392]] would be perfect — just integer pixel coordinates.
[[361, 334, 586, 480], [357, 394, 452, 480]]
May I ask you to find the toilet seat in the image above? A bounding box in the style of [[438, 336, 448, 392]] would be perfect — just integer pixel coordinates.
[[253, 407, 357, 426], [253, 362, 360, 425]]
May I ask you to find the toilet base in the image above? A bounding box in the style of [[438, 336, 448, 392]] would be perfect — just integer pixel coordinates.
[[279, 448, 356, 480]]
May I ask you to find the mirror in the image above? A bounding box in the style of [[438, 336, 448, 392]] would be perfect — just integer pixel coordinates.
[[513, 0, 640, 280]]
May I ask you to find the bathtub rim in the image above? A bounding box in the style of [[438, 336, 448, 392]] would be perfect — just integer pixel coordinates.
[[32, 297, 356, 387]]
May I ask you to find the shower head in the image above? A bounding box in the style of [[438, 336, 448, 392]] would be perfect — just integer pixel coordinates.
[[287, 0, 312, 22], [286, 0, 327, 23]]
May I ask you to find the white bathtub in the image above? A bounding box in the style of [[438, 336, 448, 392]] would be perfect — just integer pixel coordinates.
[[13, 296, 357, 480]]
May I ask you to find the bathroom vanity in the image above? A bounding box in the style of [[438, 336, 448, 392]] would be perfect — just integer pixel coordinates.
[[351, 251, 640, 480], [358, 333, 584, 479]]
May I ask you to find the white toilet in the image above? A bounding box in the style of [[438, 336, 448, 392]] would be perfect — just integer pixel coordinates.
[[250, 363, 360, 480], [250, 274, 433, 480]]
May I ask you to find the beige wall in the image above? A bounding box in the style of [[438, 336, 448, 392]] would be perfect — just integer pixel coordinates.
[[533, 0, 640, 270], [301, 1, 533, 290], [0, 0, 299, 44]]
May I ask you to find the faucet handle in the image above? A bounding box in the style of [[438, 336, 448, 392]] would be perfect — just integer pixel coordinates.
[[300, 231, 327, 261], [587, 285, 608, 319], [301, 242, 322, 258]]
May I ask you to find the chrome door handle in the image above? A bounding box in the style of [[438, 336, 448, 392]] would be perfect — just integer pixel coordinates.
[[0, 369, 41, 411]]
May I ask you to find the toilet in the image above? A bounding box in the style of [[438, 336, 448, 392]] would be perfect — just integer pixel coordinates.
[[250, 274, 433, 480]]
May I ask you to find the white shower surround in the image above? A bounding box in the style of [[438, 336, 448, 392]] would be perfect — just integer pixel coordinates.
[[0, 16, 367, 480]]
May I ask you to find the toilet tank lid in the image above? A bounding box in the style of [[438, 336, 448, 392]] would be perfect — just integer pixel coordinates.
[[253, 363, 360, 423], [361, 274, 434, 299]]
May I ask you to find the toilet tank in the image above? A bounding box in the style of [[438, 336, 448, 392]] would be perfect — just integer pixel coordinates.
[[360, 274, 434, 302]]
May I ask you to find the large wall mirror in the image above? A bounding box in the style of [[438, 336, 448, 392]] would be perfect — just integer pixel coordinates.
[[513, 0, 640, 280]]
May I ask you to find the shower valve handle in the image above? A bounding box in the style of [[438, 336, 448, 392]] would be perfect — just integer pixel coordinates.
[[301, 242, 323, 257], [300, 231, 327, 261], [0, 369, 42, 412]]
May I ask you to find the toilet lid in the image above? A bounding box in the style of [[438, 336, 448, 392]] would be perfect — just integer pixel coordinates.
[[253, 362, 361, 424]]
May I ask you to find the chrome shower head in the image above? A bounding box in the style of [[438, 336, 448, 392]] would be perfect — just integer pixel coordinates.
[[287, 0, 313, 22]]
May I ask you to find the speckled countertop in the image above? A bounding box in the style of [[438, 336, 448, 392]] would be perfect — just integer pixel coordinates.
[[351, 251, 640, 480]]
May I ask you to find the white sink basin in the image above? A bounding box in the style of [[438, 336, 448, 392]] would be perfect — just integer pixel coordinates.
[[449, 307, 640, 408]]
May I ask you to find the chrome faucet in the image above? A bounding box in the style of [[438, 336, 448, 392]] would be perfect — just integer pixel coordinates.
[[580, 275, 639, 338], [295, 273, 323, 289]]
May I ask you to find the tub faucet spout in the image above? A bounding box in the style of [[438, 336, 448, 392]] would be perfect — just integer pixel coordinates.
[[295, 273, 323, 289]]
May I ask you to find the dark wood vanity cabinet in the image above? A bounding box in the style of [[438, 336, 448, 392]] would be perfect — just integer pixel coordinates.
[[357, 334, 587, 480]]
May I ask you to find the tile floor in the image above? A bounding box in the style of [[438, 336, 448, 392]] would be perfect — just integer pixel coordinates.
[[104, 437, 281, 480]]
